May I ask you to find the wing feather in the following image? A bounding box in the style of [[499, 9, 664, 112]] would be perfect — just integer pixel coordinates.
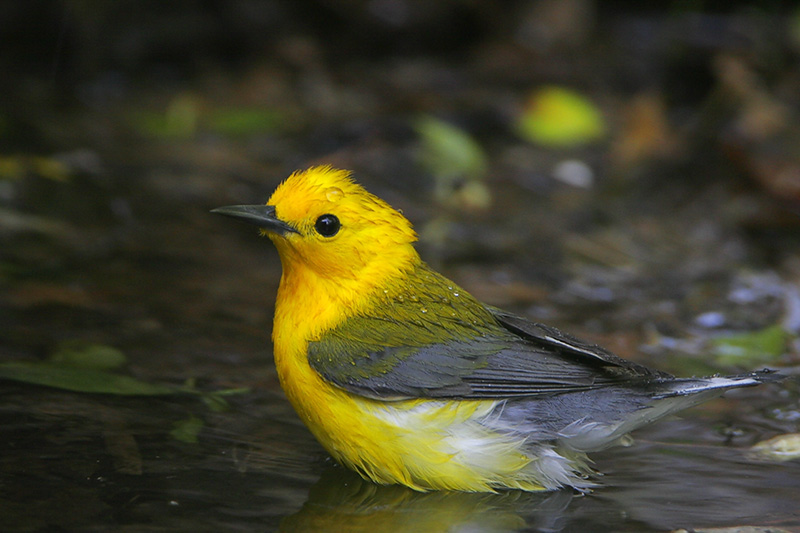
[[306, 263, 668, 400], [307, 308, 667, 401]]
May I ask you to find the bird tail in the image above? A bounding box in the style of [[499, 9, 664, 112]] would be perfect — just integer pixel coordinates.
[[557, 369, 783, 453], [654, 368, 783, 399]]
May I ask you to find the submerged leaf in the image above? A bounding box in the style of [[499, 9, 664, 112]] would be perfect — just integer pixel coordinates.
[[0, 361, 176, 395], [711, 325, 788, 366], [170, 415, 205, 444], [49, 340, 127, 370], [201, 393, 231, 412], [198, 387, 251, 412]]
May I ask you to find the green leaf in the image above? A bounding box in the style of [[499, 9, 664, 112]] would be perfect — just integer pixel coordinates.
[[170, 415, 205, 444], [0, 156, 24, 180], [201, 393, 230, 412], [199, 387, 251, 412], [210, 386, 251, 396], [0, 155, 71, 182], [711, 324, 788, 367], [127, 94, 200, 139], [415, 116, 488, 180], [661, 353, 723, 377], [0, 361, 177, 395], [207, 107, 282, 136], [516, 86, 606, 147], [414, 116, 491, 210], [49, 340, 127, 370]]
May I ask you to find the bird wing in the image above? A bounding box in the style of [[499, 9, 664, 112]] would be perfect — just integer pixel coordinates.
[[489, 308, 669, 379], [307, 307, 668, 401]]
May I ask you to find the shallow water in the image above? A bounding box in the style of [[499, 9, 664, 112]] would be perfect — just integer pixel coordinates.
[[3, 181, 799, 529], [2, 152, 799, 531], [2, 378, 797, 532]]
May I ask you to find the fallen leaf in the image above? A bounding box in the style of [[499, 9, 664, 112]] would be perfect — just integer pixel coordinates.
[[0, 361, 176, 395], [711, 324, 788, 366], [751, 433, 800, 462], [516, 86, 606, 147]]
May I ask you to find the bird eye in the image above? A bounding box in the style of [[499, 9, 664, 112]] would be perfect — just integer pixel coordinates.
[[314, 214, 340, 237]]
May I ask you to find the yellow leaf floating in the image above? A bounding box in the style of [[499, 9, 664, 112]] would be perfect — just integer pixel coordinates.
[[0, 155, 71, 181], [751, 433, 800, 462], [517, 86, 606, 147]]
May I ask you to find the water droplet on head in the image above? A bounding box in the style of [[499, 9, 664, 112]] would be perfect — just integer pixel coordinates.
[[396, 295, 405, 303], [325, 187, 343, 202], [409, 295, 419, 302], [420, 307, 427, 314], [453, 292, 460, 297]]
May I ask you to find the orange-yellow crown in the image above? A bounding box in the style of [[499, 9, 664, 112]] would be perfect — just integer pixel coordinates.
[[264, 166, 419, 281]]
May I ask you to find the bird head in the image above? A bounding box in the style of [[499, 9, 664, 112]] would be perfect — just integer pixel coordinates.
[[212, 166, 419, 282]]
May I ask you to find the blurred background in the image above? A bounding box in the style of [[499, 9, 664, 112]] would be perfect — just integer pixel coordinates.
[[2, 1, 800, 531]]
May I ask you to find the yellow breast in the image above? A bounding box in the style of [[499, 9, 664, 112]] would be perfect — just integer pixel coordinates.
[[272, 309, 542, 492], [268, 233, 545, 492]]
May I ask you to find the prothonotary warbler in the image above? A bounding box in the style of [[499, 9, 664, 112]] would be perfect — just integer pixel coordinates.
[[212, 165, 778, 492]]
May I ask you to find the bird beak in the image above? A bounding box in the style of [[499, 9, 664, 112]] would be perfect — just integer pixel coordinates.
[[211, 205, 299, 235]]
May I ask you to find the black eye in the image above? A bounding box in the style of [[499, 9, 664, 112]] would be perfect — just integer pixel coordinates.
[[314, 214, 340, 237]]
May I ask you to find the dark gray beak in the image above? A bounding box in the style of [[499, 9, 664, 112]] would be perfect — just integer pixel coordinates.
[[211, 205, 299, 235]]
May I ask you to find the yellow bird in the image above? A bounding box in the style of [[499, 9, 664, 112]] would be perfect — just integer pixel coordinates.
[[213, 166, 775, 492]]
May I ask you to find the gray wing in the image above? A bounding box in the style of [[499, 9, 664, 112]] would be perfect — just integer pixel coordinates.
[[489, 308, 670, 379], [307, 309, 668, 401]]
